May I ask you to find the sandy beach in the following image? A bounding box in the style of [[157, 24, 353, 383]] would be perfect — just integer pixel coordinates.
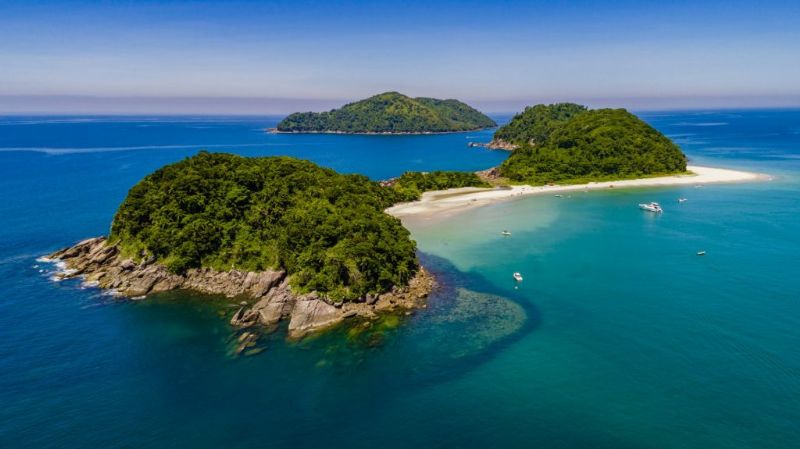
[[385, 165, 770, 219]]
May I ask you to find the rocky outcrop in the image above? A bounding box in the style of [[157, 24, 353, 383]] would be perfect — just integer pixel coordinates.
[[47, 236, 436, 340], [485, 139, 518, 151], [288, 297, 342, 337], [475, 166, 503, 183], [467, 139, 517, 151], [48, 237, 287, 299]]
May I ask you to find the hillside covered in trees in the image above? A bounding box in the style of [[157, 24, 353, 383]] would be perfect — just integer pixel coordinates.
[[276, 92, 497, 133], [498, 105, 688, 184], [493, 103, 588, 146], [110, 152, 420, 300]]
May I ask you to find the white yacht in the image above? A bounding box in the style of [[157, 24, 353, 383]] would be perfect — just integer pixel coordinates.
[[639, 202, 663, 213], [513, 272, 523, 282]]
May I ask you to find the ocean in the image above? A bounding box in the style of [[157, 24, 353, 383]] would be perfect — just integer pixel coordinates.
[[1, 110, 798, 448]]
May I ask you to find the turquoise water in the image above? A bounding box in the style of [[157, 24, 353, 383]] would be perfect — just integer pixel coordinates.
[[1, 111, 799, 448]]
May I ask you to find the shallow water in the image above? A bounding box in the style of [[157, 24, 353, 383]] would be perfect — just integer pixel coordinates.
[[1, 111, 799, 448]]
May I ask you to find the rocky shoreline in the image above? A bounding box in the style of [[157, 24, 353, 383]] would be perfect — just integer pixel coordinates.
[[466, 139, 517, 151], [484, 139, 518, 151], [45, 237, 436, 344]]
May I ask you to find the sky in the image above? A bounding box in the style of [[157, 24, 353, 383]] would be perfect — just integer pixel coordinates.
[[1, 0, 799, 114]]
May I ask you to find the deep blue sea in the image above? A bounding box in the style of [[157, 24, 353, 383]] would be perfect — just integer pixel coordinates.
[[1, 110, 798, 448]]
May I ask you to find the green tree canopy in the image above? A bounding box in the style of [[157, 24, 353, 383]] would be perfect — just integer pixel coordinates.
[[110, 152, 418, 300], [499, 108, 688, 184], [493, 103, 588, 145], [391, 171, 489, 202], [277, 92, 497, 133]]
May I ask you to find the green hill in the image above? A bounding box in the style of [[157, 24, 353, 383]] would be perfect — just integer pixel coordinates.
[[109, 152, 418, 300], [276, 92, 497, 133], [493, 103, 588, 146], [499, 107, 688, 184]]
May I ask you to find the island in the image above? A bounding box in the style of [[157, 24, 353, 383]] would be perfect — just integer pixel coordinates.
[[389, 104, 765, 219], [496, 105, 688, 184], [44, 106, 766, 347], [274, 91, 497, 134], [44, 153, 492, 345]]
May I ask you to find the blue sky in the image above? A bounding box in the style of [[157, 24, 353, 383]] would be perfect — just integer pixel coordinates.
[[1, 0, 799, 113]]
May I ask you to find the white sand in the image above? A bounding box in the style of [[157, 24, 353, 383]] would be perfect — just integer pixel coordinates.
[[385, 165, 770, 219]]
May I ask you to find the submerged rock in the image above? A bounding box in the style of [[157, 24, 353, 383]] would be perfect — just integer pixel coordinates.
[[429, 288, 527, 359], [234, 331, 259, 355], [244, 347, 265, 357]]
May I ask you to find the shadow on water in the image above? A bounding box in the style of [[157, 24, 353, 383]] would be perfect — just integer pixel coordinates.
[[271, 251, 544, 393]]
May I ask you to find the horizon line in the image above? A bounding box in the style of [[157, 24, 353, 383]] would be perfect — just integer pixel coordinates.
[[1, 93, 799, 115]]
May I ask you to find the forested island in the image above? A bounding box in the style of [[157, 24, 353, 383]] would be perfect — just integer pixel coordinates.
[[47, 153, 489, 342], [487, 104, 688, 184], [47, 103, 690, 343], [275, 91, 497, 133]]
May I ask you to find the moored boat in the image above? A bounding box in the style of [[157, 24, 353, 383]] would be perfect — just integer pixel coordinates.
[[513, 272, 523, 282], [639, 202, 663, 213]]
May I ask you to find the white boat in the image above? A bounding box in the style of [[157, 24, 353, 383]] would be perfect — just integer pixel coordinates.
[[679, 198, 688, 203], [513, 272, 523, 282], [554, 194, 563, 198], [501, 230, 512, 236], [697, 251, 706, 256], [639, 202, 663, 213]]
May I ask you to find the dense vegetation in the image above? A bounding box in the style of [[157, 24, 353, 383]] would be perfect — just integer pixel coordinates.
[[500, 108, 688, 184], [110, 152, 418, 300], [391, 171, 490, 202], [276, 92, 497, 133], [493, 103, 588, 145]]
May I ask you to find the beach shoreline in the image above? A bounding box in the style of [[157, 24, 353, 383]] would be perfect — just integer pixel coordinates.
[[385, 165, 771, 220]]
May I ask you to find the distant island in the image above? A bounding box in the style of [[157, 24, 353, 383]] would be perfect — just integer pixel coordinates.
[[274, 91, 497, 134], [45, 153, 490, 344], [481, 103, 688, 184]]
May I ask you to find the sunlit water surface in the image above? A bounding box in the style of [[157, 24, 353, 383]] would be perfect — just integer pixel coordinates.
[[1, 111, 798, 448]]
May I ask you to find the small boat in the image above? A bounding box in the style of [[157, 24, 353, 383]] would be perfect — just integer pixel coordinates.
[[513, 272, 523, 282], [679, 198, 688, 203], [554, 194, 563, 198], [501, 230, 512, 236], [639, 202, 663, 213], [697, 251, 706, 256]]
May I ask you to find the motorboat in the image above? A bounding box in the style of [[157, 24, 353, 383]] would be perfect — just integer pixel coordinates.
[[639, 202, 663, 213], [697, 251, 706, 256], [513, 272, 523, 282], [501, 230, 512, 236], [679, 198, 688, 203]]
